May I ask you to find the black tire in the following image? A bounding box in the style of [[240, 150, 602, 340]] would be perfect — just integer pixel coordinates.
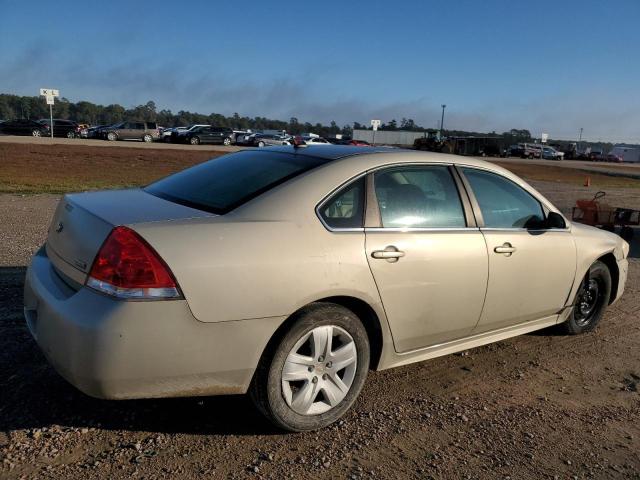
[[258, 141, 265, 147], [250, 303, 370, 432], [222, 137, 231, 146], [32, 129, 42, 137], [107, 132, 117, 141], [190, 136, 200, 145], [562, 261, 611, 335], [66, 131, 75, 139], [142, 134, 153, 143]]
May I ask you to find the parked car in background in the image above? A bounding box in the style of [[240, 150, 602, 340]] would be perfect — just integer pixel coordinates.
[[24, 147, 629, 432], [0, 119, 50, 137], [520, 143, 542, 159], [303, 136, 332, 146], [236, 132, 258, 145], [86, 125, 111, 139], [508, 144, 524, 157], [38, 119, 81, 138], [177, 126, 234, 145], [347, 139, 371, 146], [254, 133, 292, 147], [103, 121, 160, 142], [542, 146, 564, 160], [169, 124, 210, 143], [588, 150, 605, 161], [606, 153, 623, 163], [161, 126, 188, 142]]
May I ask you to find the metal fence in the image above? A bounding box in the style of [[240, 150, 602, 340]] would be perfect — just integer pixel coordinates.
[[352, 129, 426, 146]]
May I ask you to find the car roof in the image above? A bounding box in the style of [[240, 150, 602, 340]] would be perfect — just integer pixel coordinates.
[[259, 145, 399, 159]]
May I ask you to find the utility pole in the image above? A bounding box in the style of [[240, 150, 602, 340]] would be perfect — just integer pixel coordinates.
[[578, 127, 583, 151], [439, 104, 446, 138]]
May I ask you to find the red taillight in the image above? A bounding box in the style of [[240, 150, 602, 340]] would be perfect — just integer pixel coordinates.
[[86, 226, 181, 299]]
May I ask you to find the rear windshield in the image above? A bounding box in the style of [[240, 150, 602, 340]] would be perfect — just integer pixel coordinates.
[[145, 150, 330, 214]]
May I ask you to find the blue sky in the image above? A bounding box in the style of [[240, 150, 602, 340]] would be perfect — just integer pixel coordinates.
[[1, 0, 638, 142]]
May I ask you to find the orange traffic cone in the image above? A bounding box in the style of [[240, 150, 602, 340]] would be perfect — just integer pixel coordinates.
[[584, 176, 591, 187]]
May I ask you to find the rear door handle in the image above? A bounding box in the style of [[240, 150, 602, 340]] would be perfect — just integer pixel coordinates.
[[494, 242, 516, 255], [371, 246, 405, 262]]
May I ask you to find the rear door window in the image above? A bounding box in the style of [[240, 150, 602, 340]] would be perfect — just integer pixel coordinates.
[[374, 166, 466, 228]]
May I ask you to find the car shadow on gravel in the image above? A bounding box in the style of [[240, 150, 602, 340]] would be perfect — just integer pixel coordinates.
[[0, 266, 281, 437]]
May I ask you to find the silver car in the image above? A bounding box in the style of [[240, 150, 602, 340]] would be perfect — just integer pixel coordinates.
[[24, 146, 629, 431]]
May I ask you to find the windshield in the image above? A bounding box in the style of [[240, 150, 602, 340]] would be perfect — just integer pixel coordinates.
[[145, 150, 331, 214]]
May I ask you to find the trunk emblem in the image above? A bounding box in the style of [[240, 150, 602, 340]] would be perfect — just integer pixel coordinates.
[[55, 222, 64, 233]]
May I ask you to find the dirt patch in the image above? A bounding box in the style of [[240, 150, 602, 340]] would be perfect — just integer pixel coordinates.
[[0, 143, 222, 193], [494, 161, 640, 189]]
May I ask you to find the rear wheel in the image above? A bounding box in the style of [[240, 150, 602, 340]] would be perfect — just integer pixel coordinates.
[[142, 134, 153, 143], [66, 131, 75, 139], [250, 303, 370, 432], [190, 136, 200, 145], [107, 132, 117, 141], [223, 137, 232, 146], [258, 141, 265, 147], [32, 129, 42, 137], [562, 261, 611, 334]]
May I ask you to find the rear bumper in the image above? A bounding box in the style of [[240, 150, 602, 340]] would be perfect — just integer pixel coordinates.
[[24, 247, 285, 400]]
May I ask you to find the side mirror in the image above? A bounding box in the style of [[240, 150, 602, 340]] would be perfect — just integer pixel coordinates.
[[546, 211, 566, 229]]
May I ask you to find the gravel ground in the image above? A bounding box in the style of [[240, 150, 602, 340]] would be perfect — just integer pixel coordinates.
[[1, 176, 639, 479]]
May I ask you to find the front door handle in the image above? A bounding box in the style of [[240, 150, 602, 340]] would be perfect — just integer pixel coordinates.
[[494, 242, 516, 256], [372, 246, 405, 262]]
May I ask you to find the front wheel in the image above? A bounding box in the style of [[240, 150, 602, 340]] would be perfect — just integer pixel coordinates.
[[67, 131, 75, 139], [190, 136, 200, 145], [258, 141, 265, 147], [250, 303, 370, 432], [142, 134, 153, 143], [222, 137, 231, 146], [107, 132, 117, 141], [32, 129, 42, 137], [562, 261, 611, 334]]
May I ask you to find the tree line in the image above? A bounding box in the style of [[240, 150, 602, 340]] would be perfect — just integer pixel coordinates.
[[0, 93, 609, 148]]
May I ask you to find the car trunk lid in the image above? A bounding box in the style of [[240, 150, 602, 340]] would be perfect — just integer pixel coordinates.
[[45, 188, 215, 285]]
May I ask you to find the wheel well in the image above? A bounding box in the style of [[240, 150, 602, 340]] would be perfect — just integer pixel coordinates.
[[261, 297, 384, 372], [317, 296, 384, 370], [597, 252, 619, 304]]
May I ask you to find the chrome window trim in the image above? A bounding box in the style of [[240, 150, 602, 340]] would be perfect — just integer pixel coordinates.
[[365, 227, 481, 233], [480, 227, 571, 233]]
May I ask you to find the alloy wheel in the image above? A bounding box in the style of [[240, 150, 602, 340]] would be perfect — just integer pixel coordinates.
[[281, 325, 357, 415], [32, 129, 42, 137]]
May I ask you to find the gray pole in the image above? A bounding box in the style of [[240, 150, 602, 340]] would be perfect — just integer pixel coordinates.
[[439, 104, 446, 138], [49, 103, 54, 139], [578, 127, 583, 151]]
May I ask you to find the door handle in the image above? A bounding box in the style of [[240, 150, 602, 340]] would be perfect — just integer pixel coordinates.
[[372, 246, 405, 262], [494, 242, 516, 255]]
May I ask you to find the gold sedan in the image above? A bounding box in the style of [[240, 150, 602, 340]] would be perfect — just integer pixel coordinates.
[[24, 146, 629, 431]]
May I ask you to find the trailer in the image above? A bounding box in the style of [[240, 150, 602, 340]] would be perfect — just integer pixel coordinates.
[[608, 145, 640, 163]]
